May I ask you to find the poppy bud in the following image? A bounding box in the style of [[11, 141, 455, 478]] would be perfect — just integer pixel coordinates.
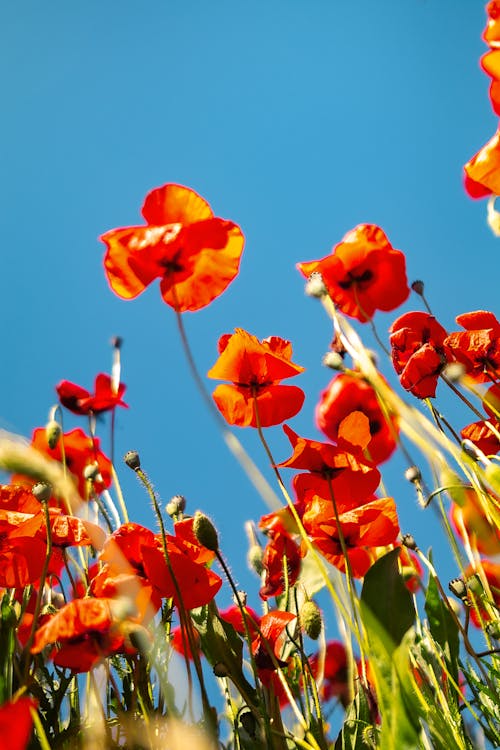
[[247, 544, 264, 575], [404, 466, 421, 484], [239, 710, 257, 738], [45, 420, 61, 450], [401, 533, 418, 551], [449, 577, 468, 601], [322, 351, 345, 371], [213, 662, 229, 677], [233, 590, 247, 607], [300, 600, 322, 640], [124, 450, 141, 471], [411, 280, 425, 296], [32, 482, 52, 504], [192, 512, 219, 552], [166, 494, 187, 517], [305, 272, 327, 298]]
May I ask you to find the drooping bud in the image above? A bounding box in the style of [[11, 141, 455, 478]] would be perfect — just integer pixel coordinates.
[[404, 466, 421, 485], [124, 450, 141, 471], [300, 600, 322, 640], [45, 420, 61, 450], [401, 533, 418, 551], [322, 351, 345, 371], [411, 280, 425, 296], [166, 494, 187, 517], [305, 272, 327, 298], [192, 511, 219, 552], [247, 544, 264, 575], [32, 482, 52, 504], [213, 662, 229, 677], [449, 577, 468, 601]]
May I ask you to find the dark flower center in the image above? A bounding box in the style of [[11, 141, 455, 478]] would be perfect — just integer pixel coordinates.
[[338, 269, 374, 290]]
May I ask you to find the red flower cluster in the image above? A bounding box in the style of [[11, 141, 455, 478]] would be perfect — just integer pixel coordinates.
[[297, 224, 409, 322], [101, 184, 244, 312], [389, 312, 448, 399], [207, 328, 305, 427]]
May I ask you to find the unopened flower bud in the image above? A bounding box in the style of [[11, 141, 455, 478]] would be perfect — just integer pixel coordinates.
[[404, 466, 421, 485], [322, 351, 345, 370], [32, 482, 52, 504], [166, 494, 187, 517], [449, 577, 468, 601], [305, 272, 327, 298], [411, 280, 425, 296], [213, 662, 229, 677], [247, 544, 264, 575], [239, 710, 257, 738], [300, 600, 322, 640], [233, 590, 247, 607], [124, 450, 141, 471], [401, 533, 418, 551], [192, 512, 219, 552], [465, 573, 484, 596], [45, 420, 61, 450]]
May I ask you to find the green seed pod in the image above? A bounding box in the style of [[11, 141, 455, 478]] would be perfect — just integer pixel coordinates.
[[300, 600, 322, 640], [192, 511, 219, 552], [247, 544, 264, 575], [45, 420, 61, 450]]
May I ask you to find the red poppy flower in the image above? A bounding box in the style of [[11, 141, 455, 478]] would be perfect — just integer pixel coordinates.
[[301, 494, 399, 577], [207, 329, 305, 427], [316, 374, 398, 464], [481, 50, 500, 115], [259, 530, 301, 600], [389, 311, 448, 398], [276, 425, 380, 507], [297, 224, 409, 322], [170, 623, 201, 660], [0, 484, 42, 514], [309, 641, 352, 705], [461, 385, 500, 455], [444, 311, 500, 382], [31, 597, 135, 671], [251, 610, 296, 672], [101, 184, 244, 312], [12, 428, 112, 502], [56, 373, 127, 415], [219, 604, 262, 639], [0, 696, 37, 750], [450, 488, 500, 557], [464, 129, 500, 198]]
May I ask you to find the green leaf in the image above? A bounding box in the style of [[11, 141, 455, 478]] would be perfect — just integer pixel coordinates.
[[191, 602, 258, 709], [360, 548, 415, 649], [334, 683, 377, 750], [424, 556, 459, 686]]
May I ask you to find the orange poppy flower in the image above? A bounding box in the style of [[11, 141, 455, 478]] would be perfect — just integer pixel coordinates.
[[251, 610, 296, 672], [315, 374, 398, 464], [444, 310, 500, 382], [56, 373, 127, 416], [481, 50, 500, 115], [301, 494, 399, 577], [12, 428, 112, 502], [297, 224, 409, 322], [484, 1, 500, 46], [259, 529, 301, 600], [461, 385, 500, 455], [464, 128, 500, 198], [101, 183, 244, 312], [389, 311, 448, 398], [207, 329, 305, 427], [276, 425, 380, 507], [0, 696, 37, 750], [219, 604, 262, 639], [450, 488, 500, 557]]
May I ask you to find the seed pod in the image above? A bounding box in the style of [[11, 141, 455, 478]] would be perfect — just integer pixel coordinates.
[[300, 600, 322, 640], [45, 420, 61, 450], [32, 482, 52, 504], [124, 450, 141, 471]]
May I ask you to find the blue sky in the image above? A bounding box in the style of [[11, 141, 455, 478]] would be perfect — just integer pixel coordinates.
[[1, 1, 498, 611]]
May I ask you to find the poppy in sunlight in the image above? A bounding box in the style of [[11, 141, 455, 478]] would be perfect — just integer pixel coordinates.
[[464, 128, 500, 198], [207, 328, 305, 427], [301, 494, 399, 577], [309, 641, 352, 706], [461, 384, 500, 455], [444, 310, 500, 382], [251, 610, 296, 672], [12, 428, 112, 502], [276, 424, 380, 507], [219, 604, 262, 639], [56, 373, 128, 415], [259, 529, 301, 600], [450, 488, 500, 557], [101, 183, 244, 312], [481, 50, 500, 115], [297, 224, 409, 322], [389, 311, 448, 398], [170, 624, 201, 660], [0, 696, 37, 750], [484, 1, 500, 46], [31, 597, 135, 672], [316, 374, 397, 464]]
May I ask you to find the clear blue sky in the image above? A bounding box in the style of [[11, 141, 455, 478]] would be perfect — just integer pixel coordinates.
[[1, 1, 497, 608]]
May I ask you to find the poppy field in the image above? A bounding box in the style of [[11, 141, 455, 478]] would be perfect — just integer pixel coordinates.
[[3, 3, 500, 749]]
